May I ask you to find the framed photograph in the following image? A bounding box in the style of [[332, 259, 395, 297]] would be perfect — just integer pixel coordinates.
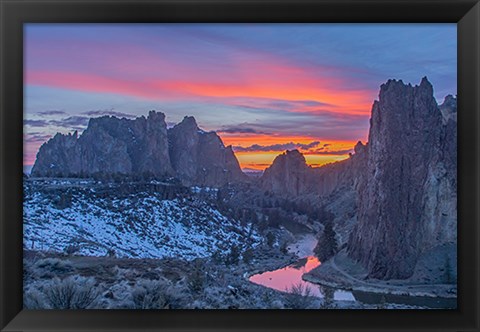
[[1, 0, 479, 331]]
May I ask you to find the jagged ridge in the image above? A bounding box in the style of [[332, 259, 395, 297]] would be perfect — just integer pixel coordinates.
[[31, 112, 246, 187]]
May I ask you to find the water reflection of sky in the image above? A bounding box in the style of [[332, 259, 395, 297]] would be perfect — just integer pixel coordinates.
[[249, 256, 355, 301], [249, 233, 355, 301], [250, 234, 456, 307]]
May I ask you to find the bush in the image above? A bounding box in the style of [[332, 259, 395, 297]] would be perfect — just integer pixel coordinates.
[[285, 282, 315, 309], [23, 259, 34, 282], [266, 232, 275, 248], [132, 279, 180, 309], [242, 248, 254, 265], [319, 286, 336, 309], [187, 259, 206, 293], [226, 245, 240, 265], [43, 276, 99, 309], [34, 258, 73, 276], [131, 279, 172, 309], [23, 289, 47, 309], [64, 244, 81, 256]]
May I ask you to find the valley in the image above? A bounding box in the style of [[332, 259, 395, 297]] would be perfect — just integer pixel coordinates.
[[23, 78, 457, 309]]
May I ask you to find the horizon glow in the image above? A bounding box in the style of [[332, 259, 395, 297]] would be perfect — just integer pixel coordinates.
[[24, 24, 457, 171]]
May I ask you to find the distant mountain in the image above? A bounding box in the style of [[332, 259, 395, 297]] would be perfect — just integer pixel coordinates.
[[31, 112, 247, 187], [259, 142, 367, 198]]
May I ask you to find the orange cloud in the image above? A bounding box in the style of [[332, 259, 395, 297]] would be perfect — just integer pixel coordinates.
[[222, 134, 356, 170], [27, 49, 375, 117]]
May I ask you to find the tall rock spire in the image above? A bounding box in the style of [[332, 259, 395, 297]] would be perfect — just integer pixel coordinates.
[[347, 78, 457, 279]]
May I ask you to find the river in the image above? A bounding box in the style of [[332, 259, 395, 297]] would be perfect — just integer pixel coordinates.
[[248, 233, 457, 309], [249, 234, 355, 301]]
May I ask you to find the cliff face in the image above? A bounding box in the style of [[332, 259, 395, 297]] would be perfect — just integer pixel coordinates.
[[168, 116, 247, 186], [260, 142, 367, 198], [32, 111, 173, 177], [347, 78, 457, 279], [260, 150, 311, 196], [31, 112, 246, 187], [260, 78, 456, 281]]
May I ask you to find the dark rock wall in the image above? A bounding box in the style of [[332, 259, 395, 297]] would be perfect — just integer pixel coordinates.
[[347, 78, 457, 279], [32, 112, 245, 187], [168, 117, 247, 186]]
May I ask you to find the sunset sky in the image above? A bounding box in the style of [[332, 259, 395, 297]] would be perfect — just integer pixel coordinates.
[[24, 24, 457, 172]]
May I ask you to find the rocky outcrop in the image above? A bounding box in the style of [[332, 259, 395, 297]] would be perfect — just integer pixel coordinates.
[[260, 150, 311, 196], [31, 131, 82, 177], [347, 78, 457, 280], [439, 94, 457, 124], [259, 144, 367, 248], [261, 78, 456, 282], [32, 111, 173, 177], [260, 142, 367, 198], [31, 112, 246, 187], [168, 116, 247, 186]]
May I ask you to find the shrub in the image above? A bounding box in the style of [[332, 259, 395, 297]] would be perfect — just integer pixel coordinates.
[[34, 258, 73, 276], [23, 289, 47, 309], [187, 259, 206, 293], [131, 279, 172, 309], [266, 232, 275, 248], [43, 276, 99, 309], [319, 286, 336, 309], [23, 259, 34, 282], [64, 244, 81, 256], [285, 282, 315, 309], [242, 248, 254, 265], [226, 245, 240, 265]]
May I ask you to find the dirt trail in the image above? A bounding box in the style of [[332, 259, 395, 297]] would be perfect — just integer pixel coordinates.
[[304, 252, 457, 298]]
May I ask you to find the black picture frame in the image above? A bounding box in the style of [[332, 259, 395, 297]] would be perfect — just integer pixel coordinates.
[[1, 0, 479, 331]]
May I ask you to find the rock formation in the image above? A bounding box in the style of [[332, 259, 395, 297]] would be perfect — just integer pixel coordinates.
[[32, 111, 173, 177], [31, 112, 246, 187], [347, 78, 457, 279], [168, 116, 247, 186], [260, 142, 367, 198], [260, 77, 456, 281], [260, 150, 312, 196]]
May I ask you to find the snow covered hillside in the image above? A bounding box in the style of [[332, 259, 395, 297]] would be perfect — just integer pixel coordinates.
[[23, 179, 261, 259]]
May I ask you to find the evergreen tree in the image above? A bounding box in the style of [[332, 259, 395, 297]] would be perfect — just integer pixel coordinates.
[[314, 221, 338, 262], [266, 232, 275, 247], [226, 245, 240, 265], [242, 248, 254, 264]]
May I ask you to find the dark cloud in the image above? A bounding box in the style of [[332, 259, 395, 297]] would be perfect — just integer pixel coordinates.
[[225, 112, 369, 142], [218, 126, 270, 135], [233, 97, 335, 113], [24, 119, 50, 127], [50, 116, 90, 128], [304, 148, 353, 155], [266, 99, 333, 109], [24, 133, 52, 143], [83, 109, 136, 119], [233, 141, 321, 153], [36, 110, 66, 116]]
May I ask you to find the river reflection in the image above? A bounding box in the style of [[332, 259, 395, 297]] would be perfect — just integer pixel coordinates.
[[249, 255, 355, 301], [249, 234, 455, 308], [249, 234, 355, 301]]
